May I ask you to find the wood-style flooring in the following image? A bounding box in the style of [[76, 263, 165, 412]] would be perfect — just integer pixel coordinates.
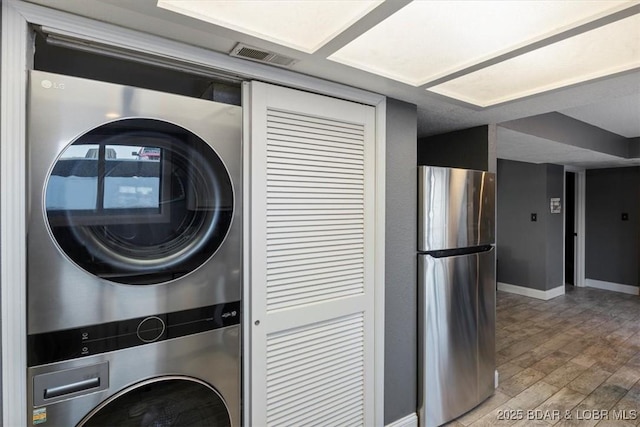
[[448, 286, 640, 427]]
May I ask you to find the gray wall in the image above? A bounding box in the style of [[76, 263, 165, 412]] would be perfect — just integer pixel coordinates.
[[501, 113, 629, 158], [545, 164, 564, 288], [497, 159, 564, 291], [384, 98, 417, 424], [630, 137, 640, 158], [417, 125, 489, 170], [585, 167, 640, 286]]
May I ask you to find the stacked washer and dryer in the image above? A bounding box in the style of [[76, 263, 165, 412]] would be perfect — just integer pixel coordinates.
[[26, 71, 242, 426]]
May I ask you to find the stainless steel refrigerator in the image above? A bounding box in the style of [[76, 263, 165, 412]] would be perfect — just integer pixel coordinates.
[[417, 166, 496, 427]]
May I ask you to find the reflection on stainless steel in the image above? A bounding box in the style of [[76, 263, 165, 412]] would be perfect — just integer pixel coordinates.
[[418, 250, 495, 426], [478, 250, 497, 402], [418, 166, 496, 427], [78, 376, 231, 426], [27, 327, 240, 426], [27, 71, 242, 334], [418, 166, 495, 252]]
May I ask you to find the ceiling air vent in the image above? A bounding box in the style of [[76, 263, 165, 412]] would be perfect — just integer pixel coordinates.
[[230, 43, 297, 68]]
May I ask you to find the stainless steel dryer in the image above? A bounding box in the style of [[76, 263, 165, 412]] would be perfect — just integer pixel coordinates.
[[27, 70, 242, 332], [27, 71, 242, 426]]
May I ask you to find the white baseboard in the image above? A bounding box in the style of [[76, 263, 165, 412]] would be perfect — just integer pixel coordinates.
[[585, 279, 639, 295], [386, 413, 418, 427], [497, 282, 565, 300]]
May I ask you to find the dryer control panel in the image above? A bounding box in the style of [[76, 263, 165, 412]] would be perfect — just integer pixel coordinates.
[[27, 301, 240, 366]]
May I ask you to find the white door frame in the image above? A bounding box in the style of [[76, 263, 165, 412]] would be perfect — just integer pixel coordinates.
[[1, 2, 386, 425], [565, 166, 586, 287], [1, 2, 30, 425]]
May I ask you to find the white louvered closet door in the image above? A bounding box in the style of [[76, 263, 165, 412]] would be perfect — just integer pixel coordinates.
[[246, 81, 376, 427]]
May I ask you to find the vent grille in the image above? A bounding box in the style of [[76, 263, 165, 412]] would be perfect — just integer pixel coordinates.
[[236, 46, 270, 61], [230, 43, 297, 68]]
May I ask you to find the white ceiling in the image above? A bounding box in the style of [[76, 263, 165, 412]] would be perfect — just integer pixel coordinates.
[[25, 0, 640, 169]]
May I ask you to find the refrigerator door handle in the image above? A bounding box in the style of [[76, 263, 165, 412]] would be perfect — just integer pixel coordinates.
[[424, 245, 493, 258]]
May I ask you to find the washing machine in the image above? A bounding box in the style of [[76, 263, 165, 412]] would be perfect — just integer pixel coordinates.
[[26, 70, 242, 426], [27, 317, 239, 426]]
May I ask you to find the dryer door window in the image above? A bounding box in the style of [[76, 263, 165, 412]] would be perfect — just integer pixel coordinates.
[[78, 377, 231, 427], [45, 119, 235, 285]]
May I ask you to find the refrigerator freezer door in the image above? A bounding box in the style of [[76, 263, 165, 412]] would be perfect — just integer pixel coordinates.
[[418, 166, 495, 252], [478, 249, 497, 404], [418, 248, 495, 427]]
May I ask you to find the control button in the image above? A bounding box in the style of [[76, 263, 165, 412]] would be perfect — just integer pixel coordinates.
[[136, 317, 165, 343]]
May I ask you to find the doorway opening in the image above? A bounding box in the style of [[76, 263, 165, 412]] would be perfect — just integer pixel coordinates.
[[565, 171, 576, 286]]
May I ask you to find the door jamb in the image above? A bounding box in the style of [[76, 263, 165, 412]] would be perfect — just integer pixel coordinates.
[[565, 166, 586, 287]]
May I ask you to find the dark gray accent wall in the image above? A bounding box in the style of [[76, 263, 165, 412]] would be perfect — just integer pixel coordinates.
[[497, 160, 547, 290], [497, 159, 564, 291], [384, 98, 417, 424], [545, 164, 565, 288], [585, 167, 640, 286], [417, 125, 489, 171], [629, 138, 640, 158]]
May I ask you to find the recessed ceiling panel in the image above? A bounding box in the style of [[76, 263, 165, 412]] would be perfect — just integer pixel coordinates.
[[329, 0, 632, 86], [429, 14, 640, 107], [157, 0, 382, 53]]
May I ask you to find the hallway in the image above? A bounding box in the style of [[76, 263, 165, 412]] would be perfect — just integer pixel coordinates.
[[450, 287, 640, 426]]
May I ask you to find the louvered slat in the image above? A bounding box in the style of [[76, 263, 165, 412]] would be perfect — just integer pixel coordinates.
[[268, 151, 364, 166], [267, 315, 363, 349], [268, 129, 363, 147], [267, 159, 363, 173], [267, 236, 362, 250], [266, 249, 363, 265], [268, 287, 362, 309], [268, 338, 363, 377], [267, 220, 363, 230], [268, 259, 363, 280], [266, 314, 365, 426], [268, 188, 363, 196], [266, 137, 364, 156], [267, 169, 363, 182], [265, 107, 365, 310], [268, 123, 363, 142], [267, 229, 362, 241], [268, 144, 364, 161], [267, 110, 364, 133], [269, 378, 363, 421]]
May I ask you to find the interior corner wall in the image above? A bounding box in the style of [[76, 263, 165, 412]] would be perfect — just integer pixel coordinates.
[[417, 125, 489, 171], [384, 98, 417, 424], [545, 164, 564, 288], [630, 137, 640, 158], [585, 167, 640, 286], [497, 159, 564, 291]]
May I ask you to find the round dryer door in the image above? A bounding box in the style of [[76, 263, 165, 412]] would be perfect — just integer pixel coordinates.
[[78, 377, 231, 427], [45, 118, 234, 285]]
